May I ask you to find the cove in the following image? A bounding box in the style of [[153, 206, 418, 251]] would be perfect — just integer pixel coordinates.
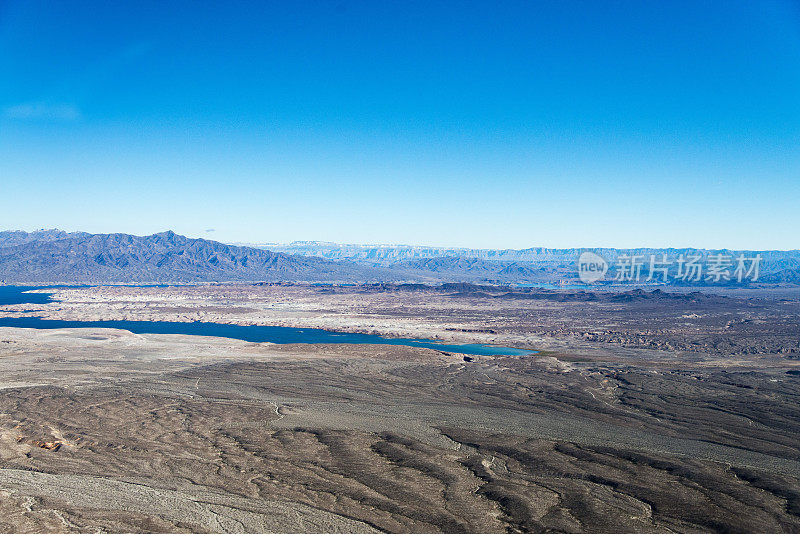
[[0, 287, 53, 306]]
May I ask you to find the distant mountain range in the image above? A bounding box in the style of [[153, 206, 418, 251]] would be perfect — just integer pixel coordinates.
[[251, 240, 800, 265], [0, 230, 389, 285], [1, 231, 798, 286], [252, 241, 800, 286]]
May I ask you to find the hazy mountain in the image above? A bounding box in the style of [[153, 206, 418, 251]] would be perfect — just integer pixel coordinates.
[[3, 231, 799, 286], [251, 241, 800, 286], [389, 257, 553, 284], [0, 231, 391, 285], [0, 229, 92, 247], [253, 241, 800, 265]]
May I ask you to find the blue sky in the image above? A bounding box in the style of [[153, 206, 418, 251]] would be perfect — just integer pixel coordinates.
[[1, 1, 799, 249]]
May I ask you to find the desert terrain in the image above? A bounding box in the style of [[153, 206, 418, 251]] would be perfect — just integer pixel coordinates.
[[0, 283, 799, 532]]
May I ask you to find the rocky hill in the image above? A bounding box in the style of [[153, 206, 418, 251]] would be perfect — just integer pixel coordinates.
[[0, 230, 390, 285], [3, 231, 799, 286]]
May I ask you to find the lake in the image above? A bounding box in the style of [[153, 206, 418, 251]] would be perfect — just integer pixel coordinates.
[[0, 287, 534, 356], [0, 286, 54, 305]]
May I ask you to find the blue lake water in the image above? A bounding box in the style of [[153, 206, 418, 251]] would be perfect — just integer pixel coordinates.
[[0, 287, 534, 356], [0, 286, 54, 305], [0, 317, 534, 356]]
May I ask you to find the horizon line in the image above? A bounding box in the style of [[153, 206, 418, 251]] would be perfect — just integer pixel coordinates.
[[3, 228, 799, 253]]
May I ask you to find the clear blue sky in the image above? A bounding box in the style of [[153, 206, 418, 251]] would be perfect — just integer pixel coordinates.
[[1, 0, 799, 249]]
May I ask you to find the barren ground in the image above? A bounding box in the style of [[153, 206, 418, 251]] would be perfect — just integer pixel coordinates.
[[0, 284, 799, 533]]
